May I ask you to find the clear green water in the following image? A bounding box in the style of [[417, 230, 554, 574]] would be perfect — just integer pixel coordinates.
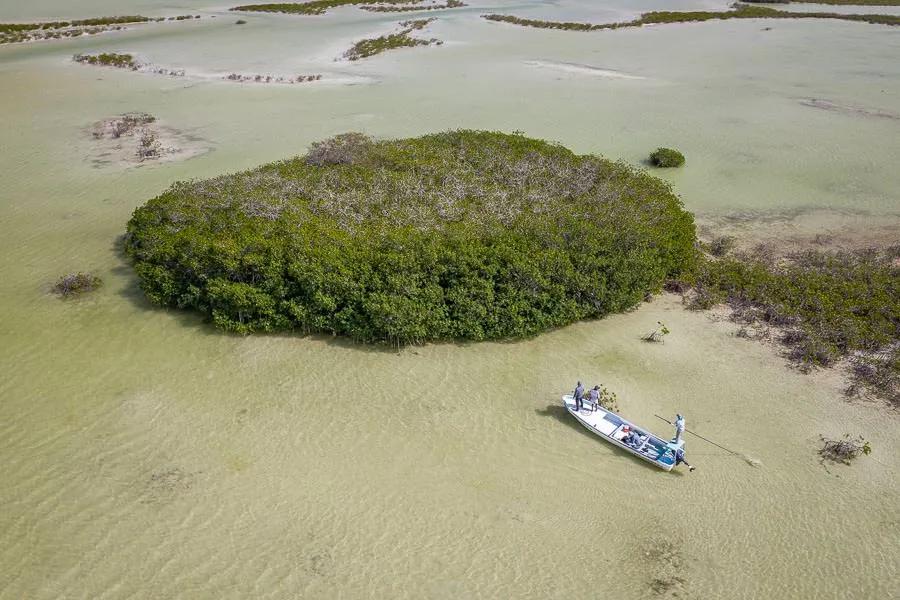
[[1, 2, 898, 598]]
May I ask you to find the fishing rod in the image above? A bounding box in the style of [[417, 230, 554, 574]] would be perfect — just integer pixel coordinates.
[[654, 414, 743, 457]]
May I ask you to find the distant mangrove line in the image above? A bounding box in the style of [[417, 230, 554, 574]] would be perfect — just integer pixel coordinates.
[[748, 0, 900, 5], [481, 5, 900, 32], [232, 1, 423, 16], [0, 15, 200, 44], [344, 18, 441, 60], [361, 0, 466, 12]]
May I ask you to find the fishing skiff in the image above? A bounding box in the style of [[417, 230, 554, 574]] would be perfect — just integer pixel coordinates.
[[562, 394, 681, 471]]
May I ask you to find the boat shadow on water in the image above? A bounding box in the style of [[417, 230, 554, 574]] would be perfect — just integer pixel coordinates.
[[535, 404, 676, 474]]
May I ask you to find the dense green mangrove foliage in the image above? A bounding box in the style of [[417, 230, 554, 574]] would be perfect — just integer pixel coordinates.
[[125, 131, 696, 344], [650, 148, 685, 168], [482, 5, 900, 31], [344, 19, 439, 60], [687, 248, 899, 404]]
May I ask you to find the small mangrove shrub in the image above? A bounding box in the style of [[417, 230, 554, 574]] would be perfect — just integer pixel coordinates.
[[642, 321, 670, 343], [54, 272, 102, 297], [819, 434, 872, 465], [649, 148, 685, 168], [74, 52, 139, 70]]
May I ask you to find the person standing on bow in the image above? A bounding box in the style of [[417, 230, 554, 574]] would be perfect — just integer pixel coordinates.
[[573, 381, 584, 412], [673, 414, 685, 444]]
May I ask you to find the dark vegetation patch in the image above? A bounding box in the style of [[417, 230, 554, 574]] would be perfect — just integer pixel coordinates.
[[74, 52, 139, 70], [706, 235, 736, 257], [92, 112, 156, 139], [678, 246, 900, 405], [124, 130, 696, 344], [482, 5, 900, 31], [642, 538, 688, 597], [819, 434, 872, 464], [343, 19, 440, 60], [140, 467, 201, 504], [225, 72, 322, 83], [53, 272, 102, 297], [649, 147, 685, 168]]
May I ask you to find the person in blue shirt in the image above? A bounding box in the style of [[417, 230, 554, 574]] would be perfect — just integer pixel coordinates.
[[573, 381, 584, 412]]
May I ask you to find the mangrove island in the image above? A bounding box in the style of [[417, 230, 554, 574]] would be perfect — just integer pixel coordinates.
[[124, 130, 696, 344]]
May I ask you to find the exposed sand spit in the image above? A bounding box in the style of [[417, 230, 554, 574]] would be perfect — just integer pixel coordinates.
[[525, 59, 647, 79]]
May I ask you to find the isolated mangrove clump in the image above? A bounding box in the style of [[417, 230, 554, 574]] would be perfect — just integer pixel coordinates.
[[343, 19, 440, 61], [92, 112, 156, 139], [137, 130, 162, 161], [54, 272, 102, 297], [224, 72, 321, 84], [74, 52, 139, 70], [649, 147, 685, 168], [819, 434, 872, 464], [125, 130, 696, 343]]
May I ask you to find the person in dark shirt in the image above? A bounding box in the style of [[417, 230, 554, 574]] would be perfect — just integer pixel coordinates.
[[573, 381, 585, 412]]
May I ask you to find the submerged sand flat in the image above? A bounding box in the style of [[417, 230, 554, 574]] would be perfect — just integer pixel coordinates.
[[1, 1, 898, 598]]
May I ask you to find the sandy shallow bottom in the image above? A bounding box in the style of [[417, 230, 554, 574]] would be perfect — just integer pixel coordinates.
[[1, 1, 898, 598]]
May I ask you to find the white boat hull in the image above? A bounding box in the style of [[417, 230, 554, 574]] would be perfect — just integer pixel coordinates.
[[562, 394, 681, 471]]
